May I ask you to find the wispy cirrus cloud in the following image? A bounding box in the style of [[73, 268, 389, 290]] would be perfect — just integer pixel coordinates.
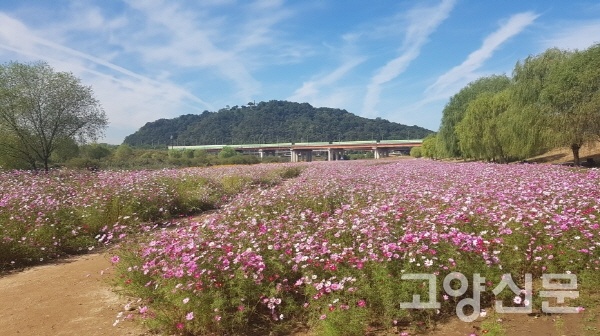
[[0, 11, 211, 106], [121, 0, 260, 101], [361, 0, 456, 118], [1, 0, 595, 143], [0, 11, 214, 143], [288, 57, 365, 103], [426, 11, 539, 99], [0, 0, 305, 142], [119, 0, 302, 102], [541, 20, 600, 51]]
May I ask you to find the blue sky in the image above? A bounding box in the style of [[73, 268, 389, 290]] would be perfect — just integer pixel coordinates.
[[1, 0, 599, 144]]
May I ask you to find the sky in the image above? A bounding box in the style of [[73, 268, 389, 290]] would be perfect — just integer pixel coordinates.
[[1, 0, 599, 144]]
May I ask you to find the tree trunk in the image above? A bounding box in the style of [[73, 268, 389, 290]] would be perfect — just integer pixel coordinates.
[[571, 144, 581, 166]]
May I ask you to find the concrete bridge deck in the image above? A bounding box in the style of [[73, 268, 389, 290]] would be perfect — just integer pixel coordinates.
[[171, 139, 423, 162]]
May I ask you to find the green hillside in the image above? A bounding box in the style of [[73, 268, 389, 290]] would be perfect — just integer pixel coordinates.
[[123, 100, 432, 147]]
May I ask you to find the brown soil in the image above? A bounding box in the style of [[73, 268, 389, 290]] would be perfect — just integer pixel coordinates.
[[0, 253, 151, 336], [423, 310, 599, 336], [528, 142, 600, 165]]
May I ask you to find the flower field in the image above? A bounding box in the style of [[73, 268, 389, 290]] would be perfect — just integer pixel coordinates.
[[112, 160, 600, 335], [0, 165, 301, 269]]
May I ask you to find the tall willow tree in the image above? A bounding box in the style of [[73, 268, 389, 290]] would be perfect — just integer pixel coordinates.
[[0, 61, 107, 171], [420, 133, 438, 158], [456, 90, 513, 162], [503, 48, 572, 160], [437, 75, 511, 158], [541, 44, 600, 165]]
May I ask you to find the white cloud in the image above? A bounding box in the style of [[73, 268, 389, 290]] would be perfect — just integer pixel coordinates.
[[0, 14, 37, 51], [288, 57, 365, 102], [121, 0, 263, 101], [541, 21, 600, 51], [362, 0, 456, 118], [2, 0, 591, 144], [0, 0, 308, 143], [426, 11, 539, 99], [0, 12, 214, 143]]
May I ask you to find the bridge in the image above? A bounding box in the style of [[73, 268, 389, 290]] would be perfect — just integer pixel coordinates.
[[172, 139, 422, 162]]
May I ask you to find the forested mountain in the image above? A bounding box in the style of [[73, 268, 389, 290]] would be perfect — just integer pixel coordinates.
[[123, 100, 433, 147]]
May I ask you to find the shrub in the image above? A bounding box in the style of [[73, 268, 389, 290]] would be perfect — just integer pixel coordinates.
[[409, 146, 422, 158]]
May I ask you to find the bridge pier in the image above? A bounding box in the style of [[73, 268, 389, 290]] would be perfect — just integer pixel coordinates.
[[373, 148, 389, 159], [290, 149, 313, 162], [290, 149, 299, 162], [327, 148, 344, 161], [305, 150, 312, 162]]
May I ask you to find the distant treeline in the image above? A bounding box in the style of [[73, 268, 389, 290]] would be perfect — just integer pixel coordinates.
[[423, 43, 600, 166], [123, 100, 433, 147]]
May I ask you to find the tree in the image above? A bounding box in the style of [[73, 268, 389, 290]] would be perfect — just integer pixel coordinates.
[[0, 130, 32, 169], [420, 134, 438, 158], [541, 44, 600, 165], [456, 90, 513, 162], [437, 75, 511, 158], [218, 146, 238, 159], [114, 144, 134, 162], [0, 61, 107, 171], [409, 146, 422, 158], [50, 137, 80, 163], [80, 143, 111, 160], [504, 48, 570, 160]]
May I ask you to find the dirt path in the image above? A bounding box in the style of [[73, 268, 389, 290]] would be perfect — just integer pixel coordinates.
[[2, 253, 596, 336], [0, 253, 150, 336]]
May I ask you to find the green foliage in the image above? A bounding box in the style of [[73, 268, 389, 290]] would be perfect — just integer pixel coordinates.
[[0, 61, 108, 171], [456, 90, 513, 162], [437, 44, 600, 164], [541, 44, 600, 165], [222, 155, 260, 165], [420, 134, 438, 158], [50, 137, 80, 163], [114, 144, 134, 162], [410, 146, 422, 158], [123, 100, 433, 147], [0, 133, 33, 169], [64, 157, 100, 170], [479, 312, 506, 336], [276, 166, 304, 179], [80, 143, 112, 160], [219, 146, 238, 159], [502, 48, 572, 160], [437, 75, 511, 158], [0, 128, 41, 169]]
